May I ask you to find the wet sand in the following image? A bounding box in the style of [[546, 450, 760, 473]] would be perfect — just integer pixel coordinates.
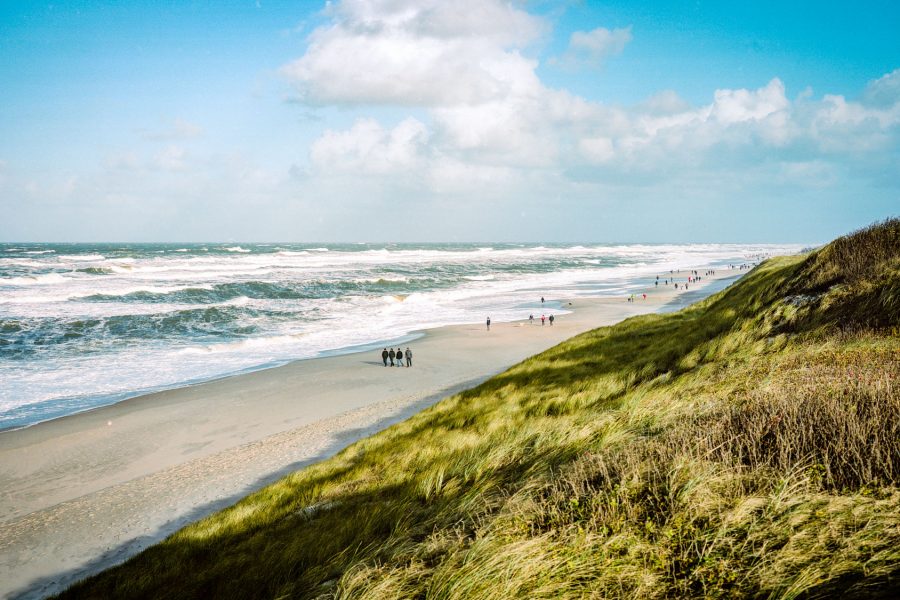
[[0, 270, 738, 599]]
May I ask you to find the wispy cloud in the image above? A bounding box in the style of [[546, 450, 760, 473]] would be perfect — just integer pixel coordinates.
[[552, 26, 633, 69], [139, 118, 204, 141]]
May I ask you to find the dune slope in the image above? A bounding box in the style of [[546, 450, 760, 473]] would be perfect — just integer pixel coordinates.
[[60, 219, 900, 599]]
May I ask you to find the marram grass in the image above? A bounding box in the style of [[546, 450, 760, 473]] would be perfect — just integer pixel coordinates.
[[59, 219, 900, 599]]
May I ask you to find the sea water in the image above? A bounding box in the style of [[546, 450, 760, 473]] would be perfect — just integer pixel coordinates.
[[0, 242, 802, 429]]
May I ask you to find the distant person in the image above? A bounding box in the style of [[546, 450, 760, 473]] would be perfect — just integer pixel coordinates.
[[389, 347, 395, 366], [541, 296, 545, 304], [655, 280, 658, 286], [541, 315, 545, 325], [381, 348, 389, 367], [405, 347, 412, 367], [396, 348, 403, 366], [529, 314, 534, 325], [486, 316, 491, 331], [642, 293, 647, 300], [549, 314, 554, 325]]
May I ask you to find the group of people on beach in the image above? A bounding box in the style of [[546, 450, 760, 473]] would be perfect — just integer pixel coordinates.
[[651, 268, 716, 294], [487, 312, 554, 330], [377, 270, 726, 367], [525, 313, 554, 326], [381, 347, 412, 367], [483, 295, 561, 332]]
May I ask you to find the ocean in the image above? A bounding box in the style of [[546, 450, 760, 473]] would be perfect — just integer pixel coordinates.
[[0, 242, 802, 429]]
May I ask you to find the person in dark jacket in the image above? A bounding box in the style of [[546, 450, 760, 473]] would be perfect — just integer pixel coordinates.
[[381, 348, 389, 366], [389, 348, 396, 366], [405, 347, 412, 367], [396, 348, 403, 367]]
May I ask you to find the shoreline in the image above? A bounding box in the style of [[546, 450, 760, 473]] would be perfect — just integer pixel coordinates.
[[0, 269, 740, 600], [0, 296, 577, 435], [0, 329, 429, 436]]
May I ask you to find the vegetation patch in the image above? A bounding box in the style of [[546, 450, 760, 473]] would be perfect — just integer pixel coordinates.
[[60, 220, 900, 599]]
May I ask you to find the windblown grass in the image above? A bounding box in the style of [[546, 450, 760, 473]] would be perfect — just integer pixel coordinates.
[[59, 219, 900, 599]]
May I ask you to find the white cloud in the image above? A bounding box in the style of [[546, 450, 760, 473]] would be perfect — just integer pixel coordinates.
[[862, 68, 900, 107], [579, 137, 615, 163], [310, 117, 429, 173], [565, 26, 632, 66], [308, 70, 900, 192], [291, 3, 898, 189], [331, 0, 543, 44], [281, 0, 544, 106], [710, 78, 789, 123]]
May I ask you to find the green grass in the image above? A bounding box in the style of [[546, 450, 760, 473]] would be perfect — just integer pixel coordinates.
[[60, 219, 900, 599]]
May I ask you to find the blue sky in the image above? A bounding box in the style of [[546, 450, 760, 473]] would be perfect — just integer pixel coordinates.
[[1, 0, 898, 242]]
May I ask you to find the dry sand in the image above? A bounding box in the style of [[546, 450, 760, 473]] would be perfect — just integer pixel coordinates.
[[0, 270, 739, 599]]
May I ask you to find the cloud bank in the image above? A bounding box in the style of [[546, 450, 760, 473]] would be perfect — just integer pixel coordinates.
[[284, 1, 900, 197]]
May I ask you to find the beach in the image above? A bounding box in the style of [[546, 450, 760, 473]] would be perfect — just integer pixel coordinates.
[[0, 270, 738, 599]]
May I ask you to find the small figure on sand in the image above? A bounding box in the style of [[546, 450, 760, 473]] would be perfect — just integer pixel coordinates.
[[405, 347, 412, 367], [486, 316, 491, 331], [541, 296, 545, 304], [381, 348, 388, 367], [529, 314, 534, 325], [549, 314, 554, 326], [389, 347, 396, 366], [396, 348, 403, 367], [541, 315, 546, 325]]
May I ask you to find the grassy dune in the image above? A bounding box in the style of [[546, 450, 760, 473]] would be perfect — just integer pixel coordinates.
[[60, 220, 900, 599]]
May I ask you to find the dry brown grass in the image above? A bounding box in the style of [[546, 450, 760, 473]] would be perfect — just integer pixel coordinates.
[[799, 217, 900, 289], [702, 348, 900, 490]]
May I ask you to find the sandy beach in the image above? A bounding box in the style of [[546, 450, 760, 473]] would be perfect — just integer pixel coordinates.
[[0, 270, 738, 599]]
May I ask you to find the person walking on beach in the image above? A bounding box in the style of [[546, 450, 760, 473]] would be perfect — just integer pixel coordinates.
[[389, 347, 396, 366], [396, 348, 403, 367], [549, 314, 554, 326], [381, 348, 388, 367], [541, 296, 545, 304], [541, 315, 546, 326], [529, 314, 534, 325], [486, 317, 491, 331], [405, 347, 412, 367]]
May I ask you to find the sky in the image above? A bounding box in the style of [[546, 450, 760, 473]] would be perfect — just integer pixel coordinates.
[[0, 0, 898, 243]]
